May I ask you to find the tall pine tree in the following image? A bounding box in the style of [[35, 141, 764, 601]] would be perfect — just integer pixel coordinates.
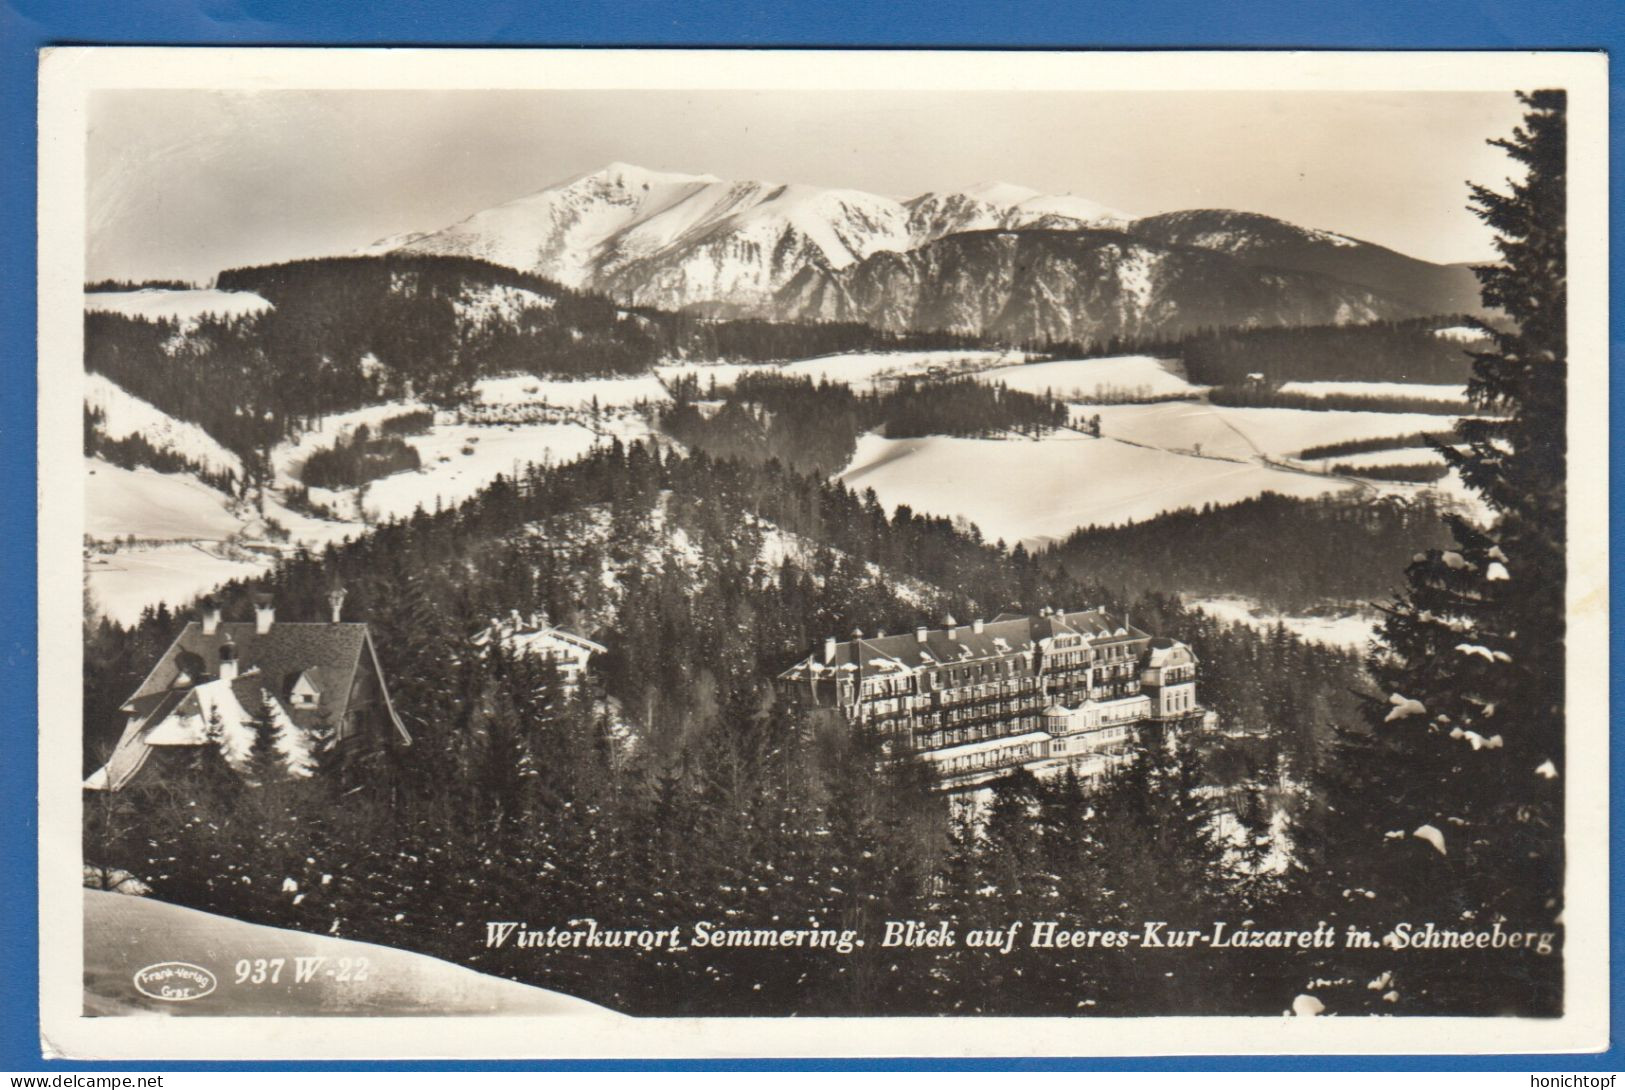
[[1304, 90, 1567, 1016]]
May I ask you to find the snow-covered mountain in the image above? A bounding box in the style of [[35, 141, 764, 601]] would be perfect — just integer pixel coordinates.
[[380, 164, 1133, 312], [903, 182, 1132, 241], [376, 163, 1476, 329], [772, 229, 1417, 342]]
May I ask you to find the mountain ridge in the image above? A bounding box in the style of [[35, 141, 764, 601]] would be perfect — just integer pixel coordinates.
[[373, 162, 1481, 334]]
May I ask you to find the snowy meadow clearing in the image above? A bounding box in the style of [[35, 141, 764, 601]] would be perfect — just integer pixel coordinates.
[[972, 355, 1204, 401]]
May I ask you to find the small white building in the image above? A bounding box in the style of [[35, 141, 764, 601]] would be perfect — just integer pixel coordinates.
[[473, 610, 605, 687]]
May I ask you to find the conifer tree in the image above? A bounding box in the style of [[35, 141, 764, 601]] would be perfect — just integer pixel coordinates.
[[1306, 90, 1567, 1016]]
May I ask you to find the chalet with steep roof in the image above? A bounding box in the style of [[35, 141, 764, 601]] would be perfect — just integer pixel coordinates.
[[85, 589, 411, 792]]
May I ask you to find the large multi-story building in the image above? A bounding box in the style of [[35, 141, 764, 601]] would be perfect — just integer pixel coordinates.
[[776, 607, 1212, 790]]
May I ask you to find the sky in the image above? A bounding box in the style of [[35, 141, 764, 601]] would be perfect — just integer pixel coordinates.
[[86, 88, 1527, 285]]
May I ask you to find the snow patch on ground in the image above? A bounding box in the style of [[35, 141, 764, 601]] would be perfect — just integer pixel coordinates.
[[86, 373, 245, 478], [974, 355, 1201, 401], [85, 288, 272, 327], [1187, 596, 1378, 651], [1277, 381, 1467, 403], [1432, 325, 1486, 343]]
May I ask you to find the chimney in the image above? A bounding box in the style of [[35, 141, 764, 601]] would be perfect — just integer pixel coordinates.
[[945, 613, 958, 640], [916, 625, 929, 643], [253, 593, 275, 635], [218, 636, 238, 682], [327, 586, 347, 624], [973, 618, 984, 635], [200, 599, 221, 636], [823, 636, 837, 664]]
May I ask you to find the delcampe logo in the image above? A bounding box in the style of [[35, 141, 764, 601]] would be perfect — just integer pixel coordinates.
[[132, 962, 217, 1002]]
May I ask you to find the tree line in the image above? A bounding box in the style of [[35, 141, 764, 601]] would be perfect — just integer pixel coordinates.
[[660, 373, 1071, 477], [1052, 491, 1457, 615]]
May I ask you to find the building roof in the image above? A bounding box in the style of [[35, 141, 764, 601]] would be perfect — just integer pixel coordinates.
[[1144, 639, 1197, 670], [780, 608, 1150, 681], [90, 618, 410, 792]]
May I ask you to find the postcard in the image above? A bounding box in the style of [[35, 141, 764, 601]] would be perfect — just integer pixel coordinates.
[[38, 47, 1609, 1058]]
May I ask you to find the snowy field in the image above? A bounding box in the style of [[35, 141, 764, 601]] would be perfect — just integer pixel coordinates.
[[85, 288, 272, 326], [838, 430, 1357, 545], [1091, 402, 1456, 461], [1188, 596, 1379, 652], [1433, 325, 1486, 343], [974, 355, 1202, 400], [87, 544, 266, 625], [1277, 380, 1467, 403], [86, 460, 243, 541], [86, 374, 245, 479], [473, 373, 669, 409], [780, 349, 1019, 388]]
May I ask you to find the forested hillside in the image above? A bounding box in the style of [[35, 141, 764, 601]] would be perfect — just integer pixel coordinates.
[[87, 254, 1000, 472], [84, 437, 1365, 1014], [1053, 492, 1457, 613]]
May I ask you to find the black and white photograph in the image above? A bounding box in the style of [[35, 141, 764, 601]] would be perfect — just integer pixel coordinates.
[[38, 48, 1608, 1059]]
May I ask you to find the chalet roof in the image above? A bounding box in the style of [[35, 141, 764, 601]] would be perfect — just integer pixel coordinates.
[[781, 609, 1151, 680], [121, 621, 409, 743], [1144, 640, 1197, 669], [130, 622, 363, 708]]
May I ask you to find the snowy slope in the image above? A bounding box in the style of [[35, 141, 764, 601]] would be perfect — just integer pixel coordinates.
[[83, 890, 610, 1018], [392, 162, 916, 308], [85, 459, 243, 541], [86, 373, 245, 479], [837, 429, 1357, 545], [85, 288, 272, 326], [361, 421, 607, 522], [86, 545, 266, 626], [905, 183, 1132, 243]]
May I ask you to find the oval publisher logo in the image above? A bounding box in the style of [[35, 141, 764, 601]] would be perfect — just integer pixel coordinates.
[[132, 961, 217, 1002]]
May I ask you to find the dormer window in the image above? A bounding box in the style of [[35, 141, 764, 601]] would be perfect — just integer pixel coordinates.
[[289, 670, 322, 709]]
